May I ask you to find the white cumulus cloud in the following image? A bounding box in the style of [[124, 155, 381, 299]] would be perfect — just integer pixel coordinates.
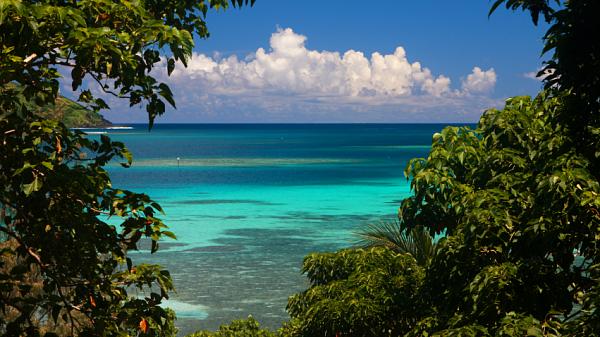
[[83, 27, 500, 123], [461, 67, 497, 94], [166, 28, 493, 100]]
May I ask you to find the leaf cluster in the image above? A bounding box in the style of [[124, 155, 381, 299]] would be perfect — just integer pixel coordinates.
[[186, 316, 277, 337], [491, 0, 600, 179], [284, 247, 425, 337], [0, 112, 176, 336], [398, 92, 600, 336], [0, 0, 254, 127]]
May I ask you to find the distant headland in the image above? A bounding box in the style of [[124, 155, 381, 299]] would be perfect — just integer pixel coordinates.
[[37, 96, 112, 128]]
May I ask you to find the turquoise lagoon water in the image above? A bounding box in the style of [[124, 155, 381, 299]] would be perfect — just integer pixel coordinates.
[[98, 124, 452, 334]]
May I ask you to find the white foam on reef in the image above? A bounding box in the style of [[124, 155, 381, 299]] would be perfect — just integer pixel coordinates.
[[82, 131, 107, 135], [71, 126, 133, 135], [161, 299, 209, 319], [106, 126, 134, 130], [71, 126, 133, 130]]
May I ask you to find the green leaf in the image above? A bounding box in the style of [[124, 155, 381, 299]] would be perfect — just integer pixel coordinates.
[[162, 231, 176, 239], [167, 58, 175, 76], [158, 83, 176, 108], [22, 177, 42, 195], [488, 0, 505, 17]]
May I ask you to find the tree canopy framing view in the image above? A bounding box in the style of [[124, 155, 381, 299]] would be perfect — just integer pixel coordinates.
[[1, 0, 599, 336]]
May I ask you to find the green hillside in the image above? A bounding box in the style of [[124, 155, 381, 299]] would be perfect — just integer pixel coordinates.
[[37, 96, 112, 128]]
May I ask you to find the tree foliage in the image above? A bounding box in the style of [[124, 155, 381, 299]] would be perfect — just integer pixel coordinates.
[[186, 316, 277, 337], [491, 0, 600, 180], [400, 92, 600, 336], [284, 248, 425, 337], [1, 0, 254, 335], [0, 114, 177, 336]]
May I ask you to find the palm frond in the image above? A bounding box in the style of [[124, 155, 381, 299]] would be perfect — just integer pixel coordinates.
[[355, 220, 436, 266]]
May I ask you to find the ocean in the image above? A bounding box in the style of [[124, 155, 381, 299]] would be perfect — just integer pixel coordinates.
[[97, 123, 455, 335]]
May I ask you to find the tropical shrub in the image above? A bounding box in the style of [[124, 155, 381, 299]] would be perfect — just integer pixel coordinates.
[[186, 316, 277, 337], [284, 247, 425, 337], [401, 92, 600, 335], [0, 113, 176, 335]]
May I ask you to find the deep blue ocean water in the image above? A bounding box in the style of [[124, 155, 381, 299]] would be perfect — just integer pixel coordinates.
[[94, 124, 459, 334]]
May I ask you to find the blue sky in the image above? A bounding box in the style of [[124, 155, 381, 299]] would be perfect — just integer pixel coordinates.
[[83, 1, 549, 123]]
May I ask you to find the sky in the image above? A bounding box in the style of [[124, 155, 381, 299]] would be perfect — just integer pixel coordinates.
[[68, 1, 550, 123]]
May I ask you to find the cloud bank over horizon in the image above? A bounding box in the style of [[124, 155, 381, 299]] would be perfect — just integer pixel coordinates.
[[89, 28, 502, 123], [168, 28, 496, 98]]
